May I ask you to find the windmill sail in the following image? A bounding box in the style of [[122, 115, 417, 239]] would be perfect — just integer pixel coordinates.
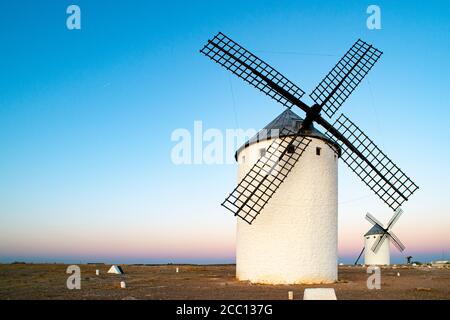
[[366, 208, 406, 254], [200, 32, 418, 221], [310, 39, 382, 119], [200, 32, 306, 110], [326, 114, 419, 211], [365, 212, 385, 228], [387, 208, 403, 229], [222, 129, 311, 224], [371, 232, 405, 253], [388, 231, 406, 252], [371, 233, 389, 253]]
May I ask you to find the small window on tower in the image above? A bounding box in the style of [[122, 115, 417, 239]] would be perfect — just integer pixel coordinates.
[[373, 236, 376, 239], [260, 148, 266, 157], [316, 147, 322, 156], [287, 144, 295, 154]]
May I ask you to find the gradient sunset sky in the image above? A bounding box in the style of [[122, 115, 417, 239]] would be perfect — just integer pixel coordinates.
[[0, 0, 449, 264]]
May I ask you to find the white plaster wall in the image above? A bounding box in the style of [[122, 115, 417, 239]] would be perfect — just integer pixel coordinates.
[[364, 235, 390, 265], [235, 137, 339, 284]]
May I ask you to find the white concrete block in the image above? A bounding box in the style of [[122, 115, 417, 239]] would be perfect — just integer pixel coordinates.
[[288, 291, 294, 300], [120, 281, 126, 289], [95, 270, 100, 276], [303, 288, 337, 300]]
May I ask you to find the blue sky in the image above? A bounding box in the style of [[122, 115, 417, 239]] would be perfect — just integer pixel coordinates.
[[0, 0, 449, 264]]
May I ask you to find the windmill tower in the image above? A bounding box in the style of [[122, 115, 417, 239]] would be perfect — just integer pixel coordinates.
[[235, 109, 340, 283], [200, 33, 418, 284], [355, 209, 406, 265], [364, 224, 391, 265]]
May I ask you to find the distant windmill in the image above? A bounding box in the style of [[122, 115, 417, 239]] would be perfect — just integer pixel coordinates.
[[355, 208, 406, 265], [200, 32, 418, 283], [406, 256, 413, 264]]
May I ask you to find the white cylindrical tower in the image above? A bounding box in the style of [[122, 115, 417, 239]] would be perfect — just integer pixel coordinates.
[[364, 226, 390, 265], [235, 109, 340, 284]]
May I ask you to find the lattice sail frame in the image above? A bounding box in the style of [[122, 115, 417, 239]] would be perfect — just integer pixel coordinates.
[[310, 39, 383, 119], [326, 114, 419, 211], [387, 207, 403, 229], [367, 208, 406, 253], [200, 32, 305, 109], [372, 232, 405, 253], [199, 33, 419, 222], [371, 233, 387, 253], [222, 129, 311, 224], [365, 212, 385, 228], [387, 231, 406, 252]]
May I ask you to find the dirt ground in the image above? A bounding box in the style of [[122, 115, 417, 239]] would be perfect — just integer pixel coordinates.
[[0, 264, 449, 300]]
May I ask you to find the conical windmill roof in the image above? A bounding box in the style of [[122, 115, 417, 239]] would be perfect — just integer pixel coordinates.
[[235, 108, 340, 159], [364, 224, 385, 236]]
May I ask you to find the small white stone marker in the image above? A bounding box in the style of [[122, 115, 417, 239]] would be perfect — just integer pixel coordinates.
[[95, 269, 100, 276], [397, 272, 400, 277], [288, 291, 294, 300], [120, 281, 126, 289], [303, 288, 337, 300], [176, 267, 179, 273]]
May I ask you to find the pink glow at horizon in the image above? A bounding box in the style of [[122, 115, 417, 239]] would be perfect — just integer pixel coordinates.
[[338, 216, 450, 258], [0, 223, 237, 262], [1, 187, 448, 264], [1, 216, 448, 263]]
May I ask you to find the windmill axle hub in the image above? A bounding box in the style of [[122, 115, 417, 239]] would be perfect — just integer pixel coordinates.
[[302, 104, 322, 130]]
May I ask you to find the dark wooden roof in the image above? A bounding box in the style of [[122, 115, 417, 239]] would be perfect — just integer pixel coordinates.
[[235, 108, 341, 160], [365, 224, 385, 236]]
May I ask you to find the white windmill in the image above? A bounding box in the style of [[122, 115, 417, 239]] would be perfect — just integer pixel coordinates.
[[234, 109, 340, 284], [355, 208, 406, 265], [200, 33, 418, 284]]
